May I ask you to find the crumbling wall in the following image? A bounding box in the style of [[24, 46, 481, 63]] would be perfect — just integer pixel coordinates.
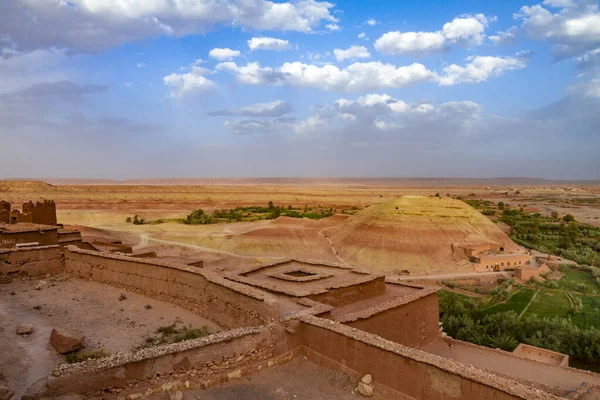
[[63, 247, 280, 329], [0, 246, 62, 277], [24, 325, 294, 399], [21, 200, 57, 225], [299, 316, 556, 400], [0, 201, 10, 224], [342, 291, 441, 348]]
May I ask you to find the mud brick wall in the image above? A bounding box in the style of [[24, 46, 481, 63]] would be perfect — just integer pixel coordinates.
[[24, 325, 292, 399], [21, 201, 57, 225], [0, 229, 59, 249], [63, 247, 280, 329], [344, 292, 441, 348], [299, 316, 558, 400], [308, 277, 386, 307], [0, 201, 10, 224], [0, 246, 62, 277]]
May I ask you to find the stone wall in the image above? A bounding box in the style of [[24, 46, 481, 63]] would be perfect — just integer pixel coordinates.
[[24, 324, 293, 399], [342, 291, 441, 348], [63, 247, 280, 329], [0, 245, 62, 277], [299, 315, 559, 400]]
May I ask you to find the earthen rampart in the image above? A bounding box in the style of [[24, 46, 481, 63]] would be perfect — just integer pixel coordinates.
[[0, 245, 62, 277], [63, 246, 280, 329], [0, 201, 10, 224], [24, 324, 295, 400], [338, 290, 441, 348], [298, 315, 560, 400]]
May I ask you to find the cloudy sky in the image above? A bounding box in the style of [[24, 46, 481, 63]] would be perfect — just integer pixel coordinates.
[[1, 0, 599, 179]]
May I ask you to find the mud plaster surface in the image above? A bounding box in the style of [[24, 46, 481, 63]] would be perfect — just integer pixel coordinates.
[[0, 276, 222, 398], [145, 356, 386, 400]]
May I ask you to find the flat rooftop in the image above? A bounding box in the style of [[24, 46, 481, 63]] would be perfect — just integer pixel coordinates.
[[227, 260, 382, 298], [0, 223, 58, 233]]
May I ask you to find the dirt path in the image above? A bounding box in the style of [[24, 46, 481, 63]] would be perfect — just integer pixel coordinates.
[[393, 271, 512, 281], [136, 233, 284, 261], [518, 288, 539, 318], [317, 226, 350, 267]]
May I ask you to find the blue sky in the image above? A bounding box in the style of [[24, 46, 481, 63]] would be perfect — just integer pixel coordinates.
[[0, 0, 599, 179]]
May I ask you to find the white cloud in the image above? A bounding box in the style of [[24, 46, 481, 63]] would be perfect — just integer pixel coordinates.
[[358, 32, 366, 39], [489, 26, 519, 45], [375, 31, 447, 56], [137, 63, 146, 68], [333, 45, 371, 61], [222, 93, 484, 137], [124, 82, 132, 87], [217, 60, 436, 92], [1, 0, 336, 52], [515, 0, 600, 58], [248, 37, 292, 51], [442, 14, 491, 45], [209, 48, 241, 61], [374, 14, 491, 56], [163, 66, 215, 98], [366, 19, 377, 26], [438, 54, 528, 86], [326, 23, 341, 31], [217, 53, 528, 92]]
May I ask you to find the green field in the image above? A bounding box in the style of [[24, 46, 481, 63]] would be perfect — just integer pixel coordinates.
[[524, 291, 571, 319], [482, 288, 535, 316], [556, 269, 600, 295]]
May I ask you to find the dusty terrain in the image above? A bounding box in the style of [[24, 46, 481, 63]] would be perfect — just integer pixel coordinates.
[[2, 179, 599, 274], [0, 275, 221, 398], [145, 356, 386, 400]]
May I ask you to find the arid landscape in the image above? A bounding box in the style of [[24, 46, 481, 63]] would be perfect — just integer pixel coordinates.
[[2, 178, 600, 400]]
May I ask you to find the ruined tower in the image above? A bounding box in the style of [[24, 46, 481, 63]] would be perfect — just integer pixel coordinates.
[[0, 201, 10, 224]]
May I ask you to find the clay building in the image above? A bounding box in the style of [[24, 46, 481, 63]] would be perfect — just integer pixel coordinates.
[[4, 247, 600, 399], [1, 200, 58, 225], [515, 264, 552, 282], [466, 243, 531, 272]]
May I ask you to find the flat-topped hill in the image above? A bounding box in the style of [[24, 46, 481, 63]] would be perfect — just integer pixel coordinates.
[[328, 196, 519, 274]]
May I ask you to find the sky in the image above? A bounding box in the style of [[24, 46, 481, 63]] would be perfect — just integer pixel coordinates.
[[0, 0, 599, 179]]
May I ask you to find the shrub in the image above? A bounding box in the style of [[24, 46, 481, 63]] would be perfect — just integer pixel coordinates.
[[118, 293, 127, 301], [563, 214, 576, 222], [66, 349, 108, 364], [144, 304, 152, 310], [442, 280, 457, 289], [576, 283, 587, 293]]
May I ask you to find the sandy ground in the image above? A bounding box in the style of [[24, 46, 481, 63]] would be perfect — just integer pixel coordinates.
[[147, 357, 385, 400], [0, 276, 221, 398]]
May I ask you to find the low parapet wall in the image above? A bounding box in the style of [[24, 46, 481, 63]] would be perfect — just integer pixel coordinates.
[[0, 245, 62, 277], [299, 315, 559, 400], [63, 246, 280, 329], [24, 324, 292, 399]]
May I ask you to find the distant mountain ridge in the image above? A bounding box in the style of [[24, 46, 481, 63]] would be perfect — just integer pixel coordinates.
[[2, 177, 599, 186]]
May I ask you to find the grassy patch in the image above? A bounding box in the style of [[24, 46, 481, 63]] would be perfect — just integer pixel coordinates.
[[66, 349, 108, 364], [556, 269, 600, 295], [137, 323, 211, 350], [482, 288, 535, 316], [571, 295, 600, 330]]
